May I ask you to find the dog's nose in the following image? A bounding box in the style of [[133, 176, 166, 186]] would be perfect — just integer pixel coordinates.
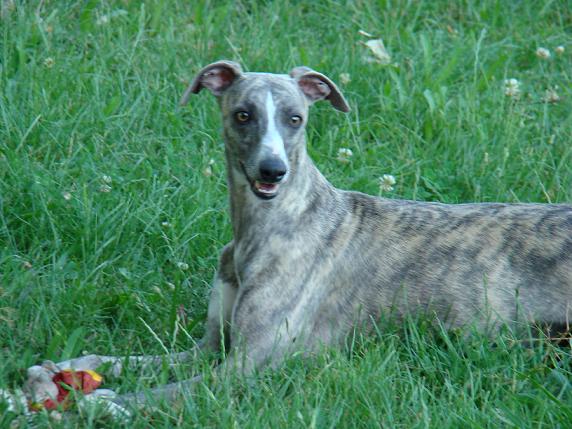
[[259, 159, 287, 183]]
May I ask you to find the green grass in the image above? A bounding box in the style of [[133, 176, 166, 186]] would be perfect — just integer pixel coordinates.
[[1, 0, 572, 427]]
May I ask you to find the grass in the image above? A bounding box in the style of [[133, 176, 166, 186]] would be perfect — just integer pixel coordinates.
[[1, 0, 571, 427]]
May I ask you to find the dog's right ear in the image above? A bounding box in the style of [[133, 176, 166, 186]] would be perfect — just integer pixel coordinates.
[[180, 60, 243, 106]]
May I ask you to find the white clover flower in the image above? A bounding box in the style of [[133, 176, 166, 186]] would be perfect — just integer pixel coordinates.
[[203, 159, 215, 177], [504, 78, 519, 87], [99, 184, 112, 193], [543, 88, 561, 103], [336, 148, 353, 163], [177, 262, 189, 270], [379, 174, 396, 192], [62, 191, 72, 200], [43, 57, 55, 68], [96, 9, 128, 26], [96, 15, 109, 25], [339, 73, 351, 85], [536, 47, 551, 59], [102, 175, 112, 184], [555, 46, 565, 55], [504, 78, 521, 98]]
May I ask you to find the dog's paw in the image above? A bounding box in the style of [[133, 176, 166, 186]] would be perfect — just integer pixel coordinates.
[[78, 389, 132, 422], [0, 388, 30, 415]]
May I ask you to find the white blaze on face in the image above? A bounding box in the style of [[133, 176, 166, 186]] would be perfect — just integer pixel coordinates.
[[261, 91, 287, 161]]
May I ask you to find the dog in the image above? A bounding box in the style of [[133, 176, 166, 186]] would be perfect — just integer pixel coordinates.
[[25, 61, 572, 408]]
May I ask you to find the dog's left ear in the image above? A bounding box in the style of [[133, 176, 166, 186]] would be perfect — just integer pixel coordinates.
[[289, 66, 350, 112]]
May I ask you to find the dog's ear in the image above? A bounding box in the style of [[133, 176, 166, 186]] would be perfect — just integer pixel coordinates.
[[180, 60, 243, 105], [289, 66, 350, 112]]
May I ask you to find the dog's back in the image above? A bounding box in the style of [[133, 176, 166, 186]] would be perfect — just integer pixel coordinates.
[[313, 191, 572, 335]]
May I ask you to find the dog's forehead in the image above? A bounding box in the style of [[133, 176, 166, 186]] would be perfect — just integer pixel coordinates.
[[223, 72, 304, 109]]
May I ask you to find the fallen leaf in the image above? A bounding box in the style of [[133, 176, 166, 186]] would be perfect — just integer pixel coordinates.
[[363, 39, 391, 65]]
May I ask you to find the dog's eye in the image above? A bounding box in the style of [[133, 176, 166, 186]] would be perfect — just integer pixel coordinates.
[[289, 115, 302, 127], [235, 111, 251, 123]]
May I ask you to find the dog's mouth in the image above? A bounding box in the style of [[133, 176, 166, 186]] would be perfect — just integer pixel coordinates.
[[240, 163, 282, 200], [252, 181, 280, 199]]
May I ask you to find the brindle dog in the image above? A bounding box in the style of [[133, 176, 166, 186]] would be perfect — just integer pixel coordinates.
[[25, 61, 572, 408]]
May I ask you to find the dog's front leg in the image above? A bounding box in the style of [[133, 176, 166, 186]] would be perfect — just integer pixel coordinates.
[[110, 244, 240, 406], [113, 276, 298, 407], [40, 352, 195, 377], [199, 242, 238, 353], [111, 338, 286, 407]]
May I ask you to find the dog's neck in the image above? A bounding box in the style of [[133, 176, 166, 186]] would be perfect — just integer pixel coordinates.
[[225, 139, 333, 244]]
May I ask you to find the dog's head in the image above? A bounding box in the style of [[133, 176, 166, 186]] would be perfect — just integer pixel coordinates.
[[183, 61, 349, 200]]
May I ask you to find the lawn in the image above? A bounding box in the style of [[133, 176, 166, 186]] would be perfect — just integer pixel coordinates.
[[1, 0, 571, 427]]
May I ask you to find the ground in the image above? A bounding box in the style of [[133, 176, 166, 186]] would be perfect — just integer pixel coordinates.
[[1, 0, 571, 427]]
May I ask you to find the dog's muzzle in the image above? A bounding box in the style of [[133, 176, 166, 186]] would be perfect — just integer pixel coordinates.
[[241, 160, 288, 200]]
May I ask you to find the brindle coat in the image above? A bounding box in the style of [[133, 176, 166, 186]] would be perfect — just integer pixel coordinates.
[[25, 61, 572, 407]]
